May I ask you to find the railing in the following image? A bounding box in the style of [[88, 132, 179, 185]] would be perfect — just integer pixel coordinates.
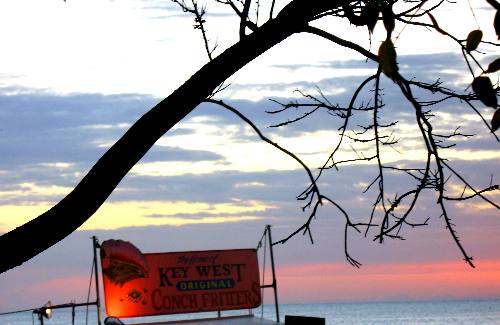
[[0, 236, 102, 325], [1, 227, 280, 324]]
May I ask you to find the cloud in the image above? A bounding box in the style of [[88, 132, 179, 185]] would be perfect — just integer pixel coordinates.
[[1, 0, 499, 313], [0, 197, 275, 232], [276, 260, 500, 303], [0, 91, 155, 165], [1, 53, 492, 182], [2, 221, 500, 311], [0, 83, 496, 225], [140, 0, 183, 12], [82, 199, 274, 230], [0, 52, 499, 310], [222, 52, 468, 100]]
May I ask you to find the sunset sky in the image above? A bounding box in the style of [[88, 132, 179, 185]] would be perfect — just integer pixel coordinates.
[[0, 0, 499, 314]]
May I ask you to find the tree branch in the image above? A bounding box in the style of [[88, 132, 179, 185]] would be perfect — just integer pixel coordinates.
[[1, 0, 343, 273]]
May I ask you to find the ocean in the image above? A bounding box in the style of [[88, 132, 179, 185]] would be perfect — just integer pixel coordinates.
[[1, 300, 500, 324]]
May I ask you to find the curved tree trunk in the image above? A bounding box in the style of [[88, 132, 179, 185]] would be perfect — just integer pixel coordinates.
[[0, 0, 337, 273]]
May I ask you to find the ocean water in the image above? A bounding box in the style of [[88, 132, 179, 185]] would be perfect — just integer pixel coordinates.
[[1, 300, 500, 324]]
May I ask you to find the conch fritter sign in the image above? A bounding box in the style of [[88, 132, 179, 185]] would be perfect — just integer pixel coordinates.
[[100, 240, 262, 318]]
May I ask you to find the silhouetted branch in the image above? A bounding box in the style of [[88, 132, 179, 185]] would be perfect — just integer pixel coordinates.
[[2, 0, 344, 273], [444, 185, 500, 201], [304, 25, 378, 62], [172, 0, 216, 60], [204, 98, 320, 202], [269, 0, 276, 19], [2, 0, 498, 274], [173, 0, 500, 269], [240, 0, 252, 38], [442, 161, 500, 209]]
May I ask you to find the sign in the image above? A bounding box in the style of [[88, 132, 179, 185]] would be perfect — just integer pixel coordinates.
[[100, 240, 261, 318]]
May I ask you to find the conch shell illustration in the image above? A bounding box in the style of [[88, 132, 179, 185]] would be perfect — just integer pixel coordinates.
[[101, 239, 149, 287]]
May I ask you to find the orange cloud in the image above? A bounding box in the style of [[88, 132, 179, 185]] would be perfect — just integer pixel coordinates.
[[30, 275, 92, 303], [275, 260, 500, 303]]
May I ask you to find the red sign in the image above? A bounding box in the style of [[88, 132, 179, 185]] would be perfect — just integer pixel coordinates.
[[100, 240, 261, 318]]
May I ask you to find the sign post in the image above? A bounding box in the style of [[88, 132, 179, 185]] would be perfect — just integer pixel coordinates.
[[92, 236, 102, 325]]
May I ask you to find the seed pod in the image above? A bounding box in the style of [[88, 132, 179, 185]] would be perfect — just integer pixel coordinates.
[[361, 2, 379, 34], [485, 58, 500, 73], [495, 10, 500, 40], [466, 29, 483, 51], [492, 109, 500, 132], [472, 76, 498, 108], [382, 5, 395, 36], [378, 39, 398, 80]]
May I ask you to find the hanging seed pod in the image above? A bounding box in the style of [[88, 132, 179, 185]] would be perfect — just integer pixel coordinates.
[[495, 10, 500, 40], [378, 39, 398, 80], [492, 109, 500, 132], [361, 2, 379, 34], [465, 29, 483, 51], [485, 58, 500, 73], [382, 5, 395, 36], [472, 76, 498, 108]]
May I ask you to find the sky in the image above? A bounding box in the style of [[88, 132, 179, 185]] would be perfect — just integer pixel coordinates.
[[0, 0, 499, 316]]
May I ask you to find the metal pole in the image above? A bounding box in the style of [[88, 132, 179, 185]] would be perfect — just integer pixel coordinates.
[[266, 225, 280, 323], [92, 236, 102, 325]]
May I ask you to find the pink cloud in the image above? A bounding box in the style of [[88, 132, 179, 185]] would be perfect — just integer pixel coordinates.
[[30, 275, 92, 301], [0, 273, 94, 311], [3, 259, 500, 313], [274, 260, 500, 303]]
